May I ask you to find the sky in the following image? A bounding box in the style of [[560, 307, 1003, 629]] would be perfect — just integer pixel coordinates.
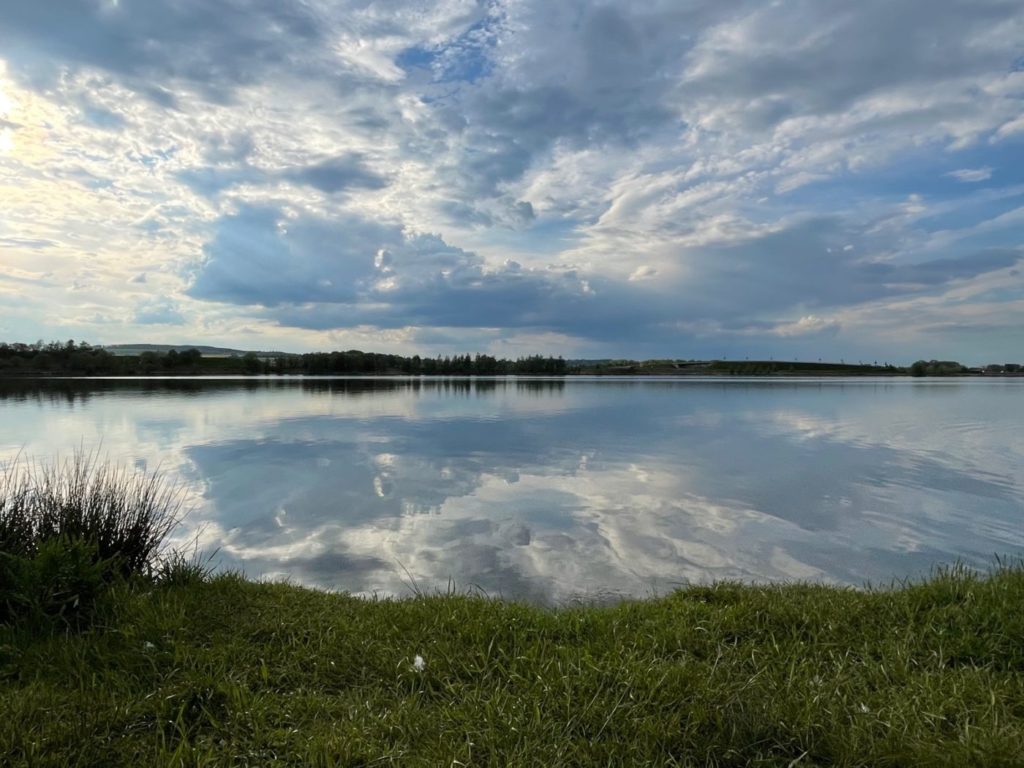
[[0, 1, 1023, 363]]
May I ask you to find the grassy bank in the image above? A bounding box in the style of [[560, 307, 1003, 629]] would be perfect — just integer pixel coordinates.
[[2, 566, 1023, 766]]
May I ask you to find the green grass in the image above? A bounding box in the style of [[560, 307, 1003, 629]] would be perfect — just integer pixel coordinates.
[[2, 565, 1023, 766]]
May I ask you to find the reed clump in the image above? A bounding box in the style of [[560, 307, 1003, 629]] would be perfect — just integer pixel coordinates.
[[0, 453, 185, 624]]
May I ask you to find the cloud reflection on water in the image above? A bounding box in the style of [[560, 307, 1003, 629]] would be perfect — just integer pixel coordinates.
[[1, 378, 1022, 602]]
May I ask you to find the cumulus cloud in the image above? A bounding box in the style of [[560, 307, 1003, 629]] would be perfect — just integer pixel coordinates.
[[187, 203, 667, 339]]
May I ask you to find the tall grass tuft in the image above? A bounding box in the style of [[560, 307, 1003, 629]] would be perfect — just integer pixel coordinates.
[[1, 452, 183, 574], [0, 452, 185, 624]]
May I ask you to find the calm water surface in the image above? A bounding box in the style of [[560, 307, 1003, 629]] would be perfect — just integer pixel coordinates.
[[1, 377, 1022, 602]]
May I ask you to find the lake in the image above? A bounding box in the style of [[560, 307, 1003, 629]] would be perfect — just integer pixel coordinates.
[[1, 377, 1022, 602]]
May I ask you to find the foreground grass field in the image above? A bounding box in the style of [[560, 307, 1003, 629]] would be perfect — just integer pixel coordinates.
[[2, 566, 1023, 767]]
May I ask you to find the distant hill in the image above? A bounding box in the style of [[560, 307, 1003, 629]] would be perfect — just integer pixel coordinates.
[[103, 344, 293, 358]]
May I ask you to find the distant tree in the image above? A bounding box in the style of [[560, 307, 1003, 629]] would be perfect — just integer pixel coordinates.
[[909, 359, 965, 377], [180, 348, 202, 366], [139, 352, 160, 374], [242, 352, 261, 374]]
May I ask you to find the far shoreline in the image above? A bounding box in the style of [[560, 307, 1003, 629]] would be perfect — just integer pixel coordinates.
[[3, 371, 1024, 380]]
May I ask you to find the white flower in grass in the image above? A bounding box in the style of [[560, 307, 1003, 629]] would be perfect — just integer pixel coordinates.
[[412, 654, 426, 672], [142, 641, 156, 651], [858, 703, 870, 714]]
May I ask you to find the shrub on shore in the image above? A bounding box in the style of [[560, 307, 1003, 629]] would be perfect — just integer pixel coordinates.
[[0, 454, 184, 624]]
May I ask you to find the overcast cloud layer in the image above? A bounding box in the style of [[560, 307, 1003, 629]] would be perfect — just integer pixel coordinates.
[[1, 0, 1023, 362]]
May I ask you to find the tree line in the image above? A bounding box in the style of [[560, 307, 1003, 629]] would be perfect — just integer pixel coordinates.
[[287, 352, 566, 376], [907, 360, 968, 376], [0, 341, 568, 376], [6, 341, 1012, 378]]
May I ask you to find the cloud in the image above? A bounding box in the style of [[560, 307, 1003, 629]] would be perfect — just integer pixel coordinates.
[[661, 220, 1021, 321], [947, 167, 993, 183], [629, 265, 658, 282], [769, 315, 841, 338], [133, 298, 185, 325], [2, 0, 1024, 361], [0, 267, 53, 286], [187, 203, 664, 338], [184, 203, 1021, 358], [179, 153, 387, 198], [0, 0, 325, 99], [283, 154, 389, 193], [201, 131, 255, 163], [0, 237, 56, 249], [187, 204, 401, 306], [994, 115, 1024, 141]]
